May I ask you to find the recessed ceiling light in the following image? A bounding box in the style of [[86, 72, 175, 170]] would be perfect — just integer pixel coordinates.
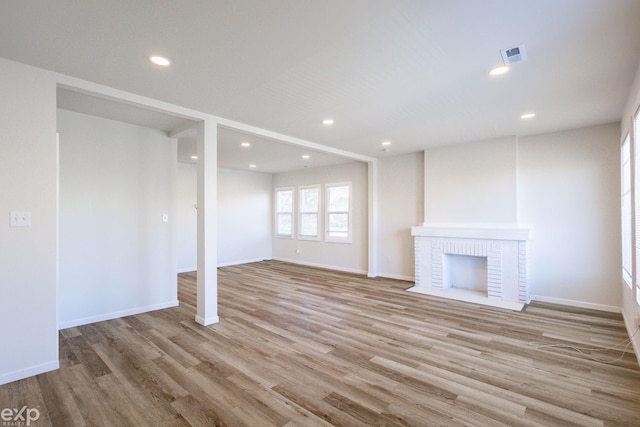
[[149, 55, 171, 66], [241, 142, 251, 147], [381, 141, 391, 146], [302, 154, 310, 159], [249, 164, 257, 168], [489, 66, 509, 76], [190, 155, 198, 160], [520, 112, 536, 119], [322, 119, 334, 125]]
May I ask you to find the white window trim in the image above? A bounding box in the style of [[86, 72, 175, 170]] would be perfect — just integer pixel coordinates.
[[634, 107, 640, 305], [622, 133, 632, 289], [275, 186, 295, 239], [325, 181, 352, 244], [298, 184, 321, 241]]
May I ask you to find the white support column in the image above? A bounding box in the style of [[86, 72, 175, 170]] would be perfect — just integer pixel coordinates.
[[195, 118, 219, 326], [368, 159, 379, 277], [422, 150, 428, 225]]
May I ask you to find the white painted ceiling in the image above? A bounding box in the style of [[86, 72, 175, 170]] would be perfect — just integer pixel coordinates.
[[3, 0, 640, 172]]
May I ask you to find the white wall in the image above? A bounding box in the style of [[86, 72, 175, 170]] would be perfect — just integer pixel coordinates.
[[175, 164, 273, 270], [218, 168, 272, 266], [420, 124, 621, 310], [378, 152, 423, 280], [424, 136, 518, 225], [176, 162, 198, 272], [0, 59, 59, 384], [57, 109, 178, 328], [273, 162, 368, 274], [518, 123, 621, 309]]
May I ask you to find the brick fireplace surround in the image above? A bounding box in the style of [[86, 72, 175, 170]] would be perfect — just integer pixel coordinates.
[[410, 225, 531, 311]]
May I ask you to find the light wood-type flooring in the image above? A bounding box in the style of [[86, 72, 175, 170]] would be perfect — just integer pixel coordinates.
[[2, 261, 640, 426]]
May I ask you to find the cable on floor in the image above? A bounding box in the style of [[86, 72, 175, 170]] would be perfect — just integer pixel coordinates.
[[529, 326, 640, 364]]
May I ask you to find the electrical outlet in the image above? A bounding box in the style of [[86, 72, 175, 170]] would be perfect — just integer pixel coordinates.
[[10, 211, 31, 227]]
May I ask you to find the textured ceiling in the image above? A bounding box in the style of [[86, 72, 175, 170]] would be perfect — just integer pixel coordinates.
[[3, 0, 640, 171]]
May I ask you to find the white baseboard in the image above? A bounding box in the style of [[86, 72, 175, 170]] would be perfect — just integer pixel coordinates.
[[531, 295, 621, 313], [377, 272, 415, 282], [179, 258, 271, 273], [272, 257, 367, 275], [217, 258, 268, 268], [0, 360, 59, 386], [195, 315, 220, 326], [58, 300, 179, 330]]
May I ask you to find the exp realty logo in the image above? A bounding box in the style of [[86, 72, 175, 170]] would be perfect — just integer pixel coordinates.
[[1, 406, 40, 426]]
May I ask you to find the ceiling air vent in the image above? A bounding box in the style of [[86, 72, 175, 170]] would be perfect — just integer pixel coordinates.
[[501, 44, 527, 65]]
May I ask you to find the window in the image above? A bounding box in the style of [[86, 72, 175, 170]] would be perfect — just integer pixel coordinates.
[[275, 187, 294, 238], [298, 185, 320, 240], [635, 109, 640, 304], [622, 134, 632, 288], [326, 182, 351, 243]]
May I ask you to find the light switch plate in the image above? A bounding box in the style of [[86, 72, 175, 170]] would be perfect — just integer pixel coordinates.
[[10, 211, 32, 227], [162, 214, 169, 223]]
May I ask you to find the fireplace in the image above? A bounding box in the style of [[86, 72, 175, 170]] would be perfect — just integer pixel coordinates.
[[410, 225, 531, 310]]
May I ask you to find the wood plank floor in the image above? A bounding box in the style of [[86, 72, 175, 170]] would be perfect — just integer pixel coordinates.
[[2, 260, 640, 426]]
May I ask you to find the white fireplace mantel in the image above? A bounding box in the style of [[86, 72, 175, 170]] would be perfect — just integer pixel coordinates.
[[410, 224, 531, 311], [411, 224, 530, 241]]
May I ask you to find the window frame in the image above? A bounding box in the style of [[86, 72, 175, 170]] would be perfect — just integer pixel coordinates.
[[325, 182, 352, 244], [622, 133, 632, 289], [274, 186, 295, 239], [298, 184, 321, 241], [634, 107, 640, 305]]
